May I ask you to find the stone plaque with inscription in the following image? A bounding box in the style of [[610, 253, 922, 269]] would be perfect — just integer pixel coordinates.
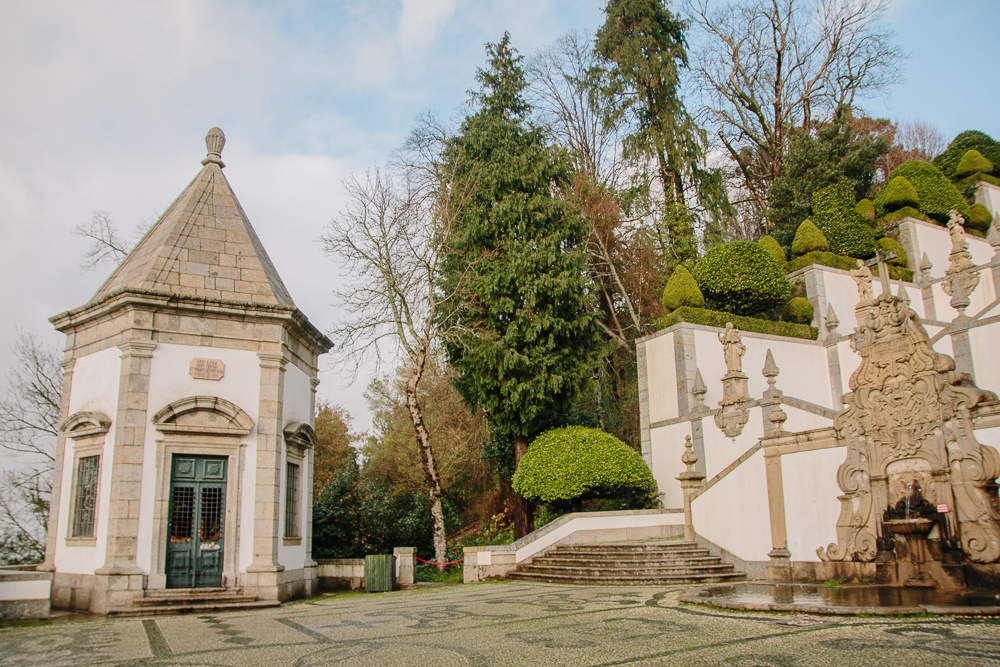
[[189, 358, 225, 381]]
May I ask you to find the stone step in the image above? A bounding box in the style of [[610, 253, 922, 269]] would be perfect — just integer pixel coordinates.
[[530, 555, 723, 568], [554, 541, 698, 551], [543, 549, 713, 561], [519, 564, 737, 578], [506, 570, 746, 586], [133, 594, 259, 607], [107, 600, 281, 617], [142, 587, 241, 599]]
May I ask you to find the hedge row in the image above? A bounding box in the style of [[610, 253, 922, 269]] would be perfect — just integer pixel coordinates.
[[787, 250, 913, 282], [657, 306, 818, 340]]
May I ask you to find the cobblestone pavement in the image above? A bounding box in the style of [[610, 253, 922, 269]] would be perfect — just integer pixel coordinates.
[[3, 581, 1000, 666]]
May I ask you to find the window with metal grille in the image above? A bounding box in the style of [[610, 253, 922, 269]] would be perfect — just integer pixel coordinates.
[[285, 462, 300, 538], [72, 455, 100, 537], [170, 486, 194, 542], [200, 487, 223, 544]]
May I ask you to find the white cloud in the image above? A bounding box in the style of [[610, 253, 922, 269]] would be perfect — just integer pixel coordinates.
[[397, 0, 457, 51]]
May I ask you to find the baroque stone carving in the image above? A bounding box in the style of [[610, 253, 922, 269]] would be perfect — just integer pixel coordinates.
[[818, 288, 1000, 564], [715, 323, 751, 438], [943, 211, 980, 299], [850, 259, 875, 302]]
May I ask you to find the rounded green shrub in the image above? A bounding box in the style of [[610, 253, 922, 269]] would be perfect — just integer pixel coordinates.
[[512, 426, 657, 505], [878, 160, 970, 222], [879, 206, 930, 226], [693, 241, 791, 316], [967, 203, 994, 233], [877, 237, 908, 267], [812, 183, 879, 258], [855, 198, 876, 221], [783, 297, 813, 324], [758, 235, 787, 268], [662, 265, 704, 311], [881, 176, 920, 212], [935, 130, 1000, 181], [792, 219, 829, 256], [957, 149, 994, 178]]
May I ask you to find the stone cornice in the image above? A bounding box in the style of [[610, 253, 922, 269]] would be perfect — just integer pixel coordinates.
[[50, 287, 332, 355]]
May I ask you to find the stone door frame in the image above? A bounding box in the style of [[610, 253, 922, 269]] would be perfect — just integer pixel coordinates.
[[149, 396, 253, 591]]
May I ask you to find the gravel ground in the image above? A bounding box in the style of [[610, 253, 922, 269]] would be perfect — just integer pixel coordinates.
[[2, 581, 999, 666]]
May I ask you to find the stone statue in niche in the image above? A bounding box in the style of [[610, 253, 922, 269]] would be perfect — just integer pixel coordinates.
[[818, 282, 1000, 565], [850, 259, 874, 302], [714, 323, 752, 438], [719, 322, 746, 376]]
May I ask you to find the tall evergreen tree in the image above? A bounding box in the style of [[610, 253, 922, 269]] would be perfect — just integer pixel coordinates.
[[442, 34, 601, 538], [595, 0, 720, 263]]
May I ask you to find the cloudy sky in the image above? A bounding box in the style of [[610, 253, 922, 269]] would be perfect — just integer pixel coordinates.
[[1, 0, 997, 437]]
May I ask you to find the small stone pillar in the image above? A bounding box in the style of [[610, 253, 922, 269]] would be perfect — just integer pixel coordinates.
[[677, 436, 705, 543], [394, 547, 416, 587]]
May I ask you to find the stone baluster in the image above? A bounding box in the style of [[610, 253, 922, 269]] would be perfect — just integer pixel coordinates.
[[676, 436, 705, 543]]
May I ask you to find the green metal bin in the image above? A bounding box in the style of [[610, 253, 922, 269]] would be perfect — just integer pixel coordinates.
[[365, 554, 396, 592]]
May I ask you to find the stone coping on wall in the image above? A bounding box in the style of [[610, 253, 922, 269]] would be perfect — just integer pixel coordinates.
[[636, 319, 827, 347]]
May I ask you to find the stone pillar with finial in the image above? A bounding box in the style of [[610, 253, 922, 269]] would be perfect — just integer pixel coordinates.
[[676, 436, 705, 543], [918, 252, 937, 321], [822, 304, 847, 407]]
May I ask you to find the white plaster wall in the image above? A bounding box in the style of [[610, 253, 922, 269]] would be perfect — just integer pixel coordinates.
[[649, 422, 692, 509], [931, 276, 994, 322], [644, 332, 678, 423], [932, 334, 954, 359], [691, 448, 772, 563], [136, 343, 261, 575], [821, 269, 923, 333], [834, 340, 859, 403], [970, 324, 1000, 397], [691, 330, 829, 411], [56, 346, 122, 574], [909, 219, 994, 281], [780, 447, 845, 562], [780, 406, 833, 434], [701, 407, 765, 481], [0, 579, 51, 600], [278, 362, 311, 570], [973, 425, 1000, 450]]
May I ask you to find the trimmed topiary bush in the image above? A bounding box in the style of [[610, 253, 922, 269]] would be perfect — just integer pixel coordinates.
[[877, 160, 970, 222], [787, 251, 913, 282], [758, 235, 787, 268], [879, 206, 930, 226], [881, 176, 920, 212], [662, 265, 704, 311], [512, 426, 657, 506], [792, 219, 829, 256], [967, 203, 994, 233], [693, 241, 791, 316], [935, 130, 1000, 181], [657, 306, 817, 340], [877, 237, 908, 267], [812, 183, 879, 258], [957, 149, 994, 178], [783, 297, 813, 324], [856, 198, 876, 221]]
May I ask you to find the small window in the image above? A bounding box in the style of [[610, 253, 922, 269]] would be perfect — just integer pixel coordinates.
[[73, 455, 100, 538], [284, 462, 300, 538]]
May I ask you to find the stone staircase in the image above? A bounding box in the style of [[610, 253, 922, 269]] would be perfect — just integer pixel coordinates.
[[507, 540, 746, 586], [107, 587, 281, 617]]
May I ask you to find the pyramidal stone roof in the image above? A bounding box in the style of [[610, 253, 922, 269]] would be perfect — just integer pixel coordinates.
[[91, 128, 295, 307]]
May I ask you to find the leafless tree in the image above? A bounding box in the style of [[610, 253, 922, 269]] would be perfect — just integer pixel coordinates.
[[321, 116, 473, 569], [896, 120, 946, 161], [73, 211, 156, 271], [0, 332, 63, 564], [686, 0, 904, 234]]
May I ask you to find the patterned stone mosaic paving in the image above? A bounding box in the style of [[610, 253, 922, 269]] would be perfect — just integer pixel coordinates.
[[2, 582, 1000, 666]]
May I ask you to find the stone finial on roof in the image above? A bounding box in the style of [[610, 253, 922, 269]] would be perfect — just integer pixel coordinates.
[[202, 127, 226, 167], [825, 304, 840, 335]]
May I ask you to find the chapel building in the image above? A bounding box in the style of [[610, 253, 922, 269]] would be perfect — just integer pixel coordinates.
[[42, 128, 332, 614]]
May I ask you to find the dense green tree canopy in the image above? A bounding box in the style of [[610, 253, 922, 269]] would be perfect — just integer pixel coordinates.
[[442, 33, 601, 444]]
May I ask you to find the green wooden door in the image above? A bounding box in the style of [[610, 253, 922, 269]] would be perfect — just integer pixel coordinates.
[[166, 456, 227, 588]]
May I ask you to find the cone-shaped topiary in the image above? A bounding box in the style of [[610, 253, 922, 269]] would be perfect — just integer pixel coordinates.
[[783, 297, 814, 324], [877, 237, 908, 267], [855, 198, 876, 221], [792, 219, 829, 256], [693, 241, 791, 316], [875, 160, 970, 222], [967, 203, 994, 233], [881, 176, 920, 212], [662, 265, 704, 311], [812, 183, 879, 258], [956, 149, 995, 179], [512, 426, 658, 506], [758, 235, 787, 268]]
